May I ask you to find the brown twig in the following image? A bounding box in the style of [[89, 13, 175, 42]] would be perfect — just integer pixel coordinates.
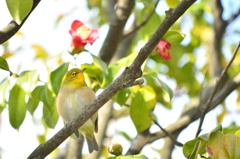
[[227, 8, 240, 25], [123, 0, 160, 39], [153, 120, 183, 147], [195, 41, 240, 138]]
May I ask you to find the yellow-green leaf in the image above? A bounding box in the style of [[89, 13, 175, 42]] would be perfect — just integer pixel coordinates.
[[50, 62, 70, 95], [130, 86, 156, 133], [17, 70, 39, 95], [206, 131, 230, 159], [6, 0, 33, 25], [224, 134, 240, 159], [0, 56, 13, 75], [0, 78, 10, 112], [8, 84, 27, 129]]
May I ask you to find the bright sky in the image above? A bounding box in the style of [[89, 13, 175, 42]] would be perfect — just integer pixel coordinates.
[[0, 0, 240, 159]]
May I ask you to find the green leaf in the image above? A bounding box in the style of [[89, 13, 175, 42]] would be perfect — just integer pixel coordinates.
[[130, 86, 156, 133], [235, 130, 240, 136], [206, 131, 230, 159], [119, 131, 133, 142], [17, 70, 39, 95], [6, 0, 33, 25], [165, 0, 179, 8], [46, 53, 62, 72], [145, 72, 173, 102], [183, 138, 199, 158], [8, 84, 27, 129], [224, 134, 240, 159], [32, 44, 49, 61], [115, 154, 148, 159], [155, 77, 173, 102], [43, 102, 59, 128], [183, 138, 206, 159], [91, 54, 108, 73], [162, 31, 185, 45], [0, 78, 10, 112], [0, 56, 12, 75], [38, 84, 55, 110], [27, 86, 41, 115], [50, 62, 70, 95], [113, 89, 131, 106]]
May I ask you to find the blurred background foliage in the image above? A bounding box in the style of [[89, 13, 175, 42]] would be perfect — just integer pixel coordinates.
[[0, 0, 240, 158]]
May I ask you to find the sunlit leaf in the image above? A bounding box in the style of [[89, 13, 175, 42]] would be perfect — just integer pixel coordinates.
[[0, 78, 10, 112], [144, 72, 173, 102], [32, 44, 49, 61], [223, 123, 240, 134], [50, 62, 70, 95], [17, 70, 39, 95], [130, 86, 156, 133], [6, 0, 33, 24], [27, 86, 41, 115], [43, 102, 59, 128], [113, 89, 131, 106], [8, 84, 27, 129], [206, 131, 230, 159], [235, 130, 240, 136], [91, 54, 108, 73], [2, 50, 14, 59], [183, 138, 199, 158], [0, 56, 13, 75], [119, 131, 133, 142], [38, 84, 55, 111], [46, 53, 62, 72], [224, 134, 240, 159], [165, 0, 179, 8], [162, 31, 185, 45]]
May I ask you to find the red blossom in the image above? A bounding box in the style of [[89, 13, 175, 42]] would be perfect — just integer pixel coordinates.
[[156, 40, 172, 60], [69, 20, 99, 54]]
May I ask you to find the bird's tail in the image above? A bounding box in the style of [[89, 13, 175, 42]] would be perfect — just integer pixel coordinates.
[[86, 136, 99, 153]]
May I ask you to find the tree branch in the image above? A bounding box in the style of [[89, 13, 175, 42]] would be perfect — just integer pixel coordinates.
[[27, 0, 197, 157], [122, 0, 160, 39], [98, 0, 135, 65], [153, 120, 183, 147], [227, 8, 240, 25], [195, 41, 240, 137], [0, 0, 41, 44]]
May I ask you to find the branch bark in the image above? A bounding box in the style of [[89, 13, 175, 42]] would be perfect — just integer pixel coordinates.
[[0, 0, 41, 44], [27, 0, 197, 158], [98, 0, 135, 65]]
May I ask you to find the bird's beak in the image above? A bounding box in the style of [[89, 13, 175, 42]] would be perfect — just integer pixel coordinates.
[[80, 68, 86, 73]]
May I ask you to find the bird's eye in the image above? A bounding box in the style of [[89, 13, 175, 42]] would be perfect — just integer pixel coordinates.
[[71, 72, 76, 76]]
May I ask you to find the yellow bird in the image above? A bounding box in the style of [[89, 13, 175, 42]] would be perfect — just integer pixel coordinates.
[[56, 68, 99, 153]]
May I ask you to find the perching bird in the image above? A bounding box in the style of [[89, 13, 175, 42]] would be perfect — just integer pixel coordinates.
[[56, 68, 99, 153]]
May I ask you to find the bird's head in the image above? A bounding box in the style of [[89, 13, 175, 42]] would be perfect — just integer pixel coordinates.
[[62, 68, 87, 87]]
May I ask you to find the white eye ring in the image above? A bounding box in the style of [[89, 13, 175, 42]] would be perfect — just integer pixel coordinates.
[[71, 72, 77, 76]]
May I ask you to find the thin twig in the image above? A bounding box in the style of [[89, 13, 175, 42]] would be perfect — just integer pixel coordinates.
[[122, 0, 160, 39], [195, 41, 240, 138], [227, 8, 240, 25], [153, 119, 183, 147]]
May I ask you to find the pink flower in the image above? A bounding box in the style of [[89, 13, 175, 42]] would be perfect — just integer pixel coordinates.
[[69, 20, 99, 54], [156, 40, 171, 60]]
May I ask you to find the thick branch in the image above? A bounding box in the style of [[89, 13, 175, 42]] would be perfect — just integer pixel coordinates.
[[0, 0, 41, 44], [98, 0, 135, 64], [27, 0, 196, 158], [209, 0, 227, 77]]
